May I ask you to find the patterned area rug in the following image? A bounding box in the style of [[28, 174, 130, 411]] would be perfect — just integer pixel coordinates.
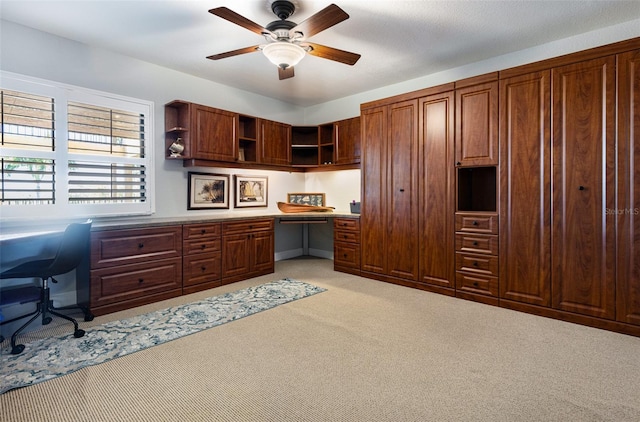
[[0, 278, 325, 394]]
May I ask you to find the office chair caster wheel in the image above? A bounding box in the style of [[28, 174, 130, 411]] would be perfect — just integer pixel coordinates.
[[0, 335, 4, 343], [43, 316, 52, 325], [11, 344, 25, 355], [84, 313, 94, 322], [74, 329, 85, 338]]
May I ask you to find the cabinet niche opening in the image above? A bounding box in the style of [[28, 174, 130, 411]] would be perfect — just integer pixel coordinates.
[[457, 166, 497, 212]]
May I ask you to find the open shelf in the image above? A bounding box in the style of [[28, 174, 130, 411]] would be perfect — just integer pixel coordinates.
[[457, 166, 497, 212]]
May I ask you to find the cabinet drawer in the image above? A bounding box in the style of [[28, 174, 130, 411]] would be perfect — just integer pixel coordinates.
[[183, 253, 221, 286], [455, 213, 498, 234], [334, 230, 360, 244], [184, 239, 221, 255], [334, 241, 361, 268], [455, 233, 498, 255], [223, 219, 274, 235], [334, 218, 360, 232], [90, 258, 182, 307], [91, 226, 182, 268], [183, 223, 221, 240], [455, 252, 499, 276], [455, 272, 498, 297]]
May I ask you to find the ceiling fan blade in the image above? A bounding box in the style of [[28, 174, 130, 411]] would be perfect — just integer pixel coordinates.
[[279, 66, 295, 80], [206, 45, 261, 60], [289, 4, 349, 38], [304, 43, 361, 66], [209, 7, 272, 37]]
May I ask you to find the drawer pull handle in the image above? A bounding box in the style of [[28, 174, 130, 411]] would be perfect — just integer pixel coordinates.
[[138, 278, 144, 283], [201, 266, 207, 272], [201, 229, 206, 234], [399, 188, 405, 192], [473, 282, 479, 287], [138, 243, 144, 248], [473, 241, 478, 246], [343, 253, 348, 258], [579, 185, 585, 191], [343, 235, 348, 239], [473, 262, 479, 267], [472, 221, 478, 226], [201, 244, 206, 249]]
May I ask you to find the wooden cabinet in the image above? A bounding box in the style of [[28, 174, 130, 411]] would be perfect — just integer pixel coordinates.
[[418, 90, 455, 292], [260, 120, 291, 166], [89, 226, 183, 316], [333, 217, 360, 275], [455, 76, 498, 166], [454, 213, 499, 304], [164, 101, 238, 162], [335, 116, 361, 165], [222, 219, 274, 283], [551, 56, 616, 320], [617, 49, 640, 326], [183, 223, 222, 294], [499, 70, 552, 307], [361, 99, 419, 281]]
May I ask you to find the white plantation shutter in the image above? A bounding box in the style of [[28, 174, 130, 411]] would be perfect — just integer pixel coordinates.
[[0, 72, 154, 220]]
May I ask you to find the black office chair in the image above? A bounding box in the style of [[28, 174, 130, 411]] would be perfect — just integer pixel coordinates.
[[0, 220, 93, 355]]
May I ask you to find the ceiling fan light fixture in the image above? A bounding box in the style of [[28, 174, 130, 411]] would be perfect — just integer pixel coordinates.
[[262, 42, 305, 69]]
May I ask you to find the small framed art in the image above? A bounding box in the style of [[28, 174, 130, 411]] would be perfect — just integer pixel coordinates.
[[187, 172, 230, 210], [234, 175, 268, 208], [287, 192, 326, 207]]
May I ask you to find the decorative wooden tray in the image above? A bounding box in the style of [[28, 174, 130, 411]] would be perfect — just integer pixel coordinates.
[[277, 202, 335, 213]]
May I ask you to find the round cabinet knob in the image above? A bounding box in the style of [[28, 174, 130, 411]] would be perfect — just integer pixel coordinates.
[[473, 262, 479, 267], [138, 278, 144, 284], [138, 243, 144, 248], [579, 186, 585, 191], [472, 221, 479, 226], [473, 241, 479, 246]]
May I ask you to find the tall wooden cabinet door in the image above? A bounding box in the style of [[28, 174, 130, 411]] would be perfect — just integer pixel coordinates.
[[260, 119, 291, 165], [617, 49, 640, 326], [455, 81, 498, 166], [551, 56, 616, 320], [335, 117, 361, 164], [419, 91, 455, 287], [192, 105, 238, 162], [361, 106, 388, 275], [387, 99, 419, 280], [499, 71, 552, 306]]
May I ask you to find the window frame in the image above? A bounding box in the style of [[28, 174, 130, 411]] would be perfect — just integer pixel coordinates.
[[0, 71, 155, 221]]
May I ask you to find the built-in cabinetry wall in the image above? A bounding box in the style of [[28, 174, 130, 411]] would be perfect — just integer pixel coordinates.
[[356, 37, 640, 337]]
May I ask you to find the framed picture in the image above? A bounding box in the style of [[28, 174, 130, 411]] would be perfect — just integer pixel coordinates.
[[187, 172, 229, 210], [287, 192, 326, 207], [234, 175, 268, 208]]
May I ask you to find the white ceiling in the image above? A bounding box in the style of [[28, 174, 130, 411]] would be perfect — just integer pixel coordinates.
[[2, 0, 640, 106]]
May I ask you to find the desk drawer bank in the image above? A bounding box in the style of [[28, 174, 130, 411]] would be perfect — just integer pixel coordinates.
[[89, 218, 274, 316]]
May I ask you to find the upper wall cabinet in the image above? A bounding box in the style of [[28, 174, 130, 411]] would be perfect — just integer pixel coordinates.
[[164, 101, 238, 162], [335, 116, 361, 165], [455, 75, 499, 167], [260, 119, 291, 166]]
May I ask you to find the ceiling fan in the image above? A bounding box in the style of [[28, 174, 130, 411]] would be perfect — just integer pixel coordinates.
[[206, 1, 361, 80]]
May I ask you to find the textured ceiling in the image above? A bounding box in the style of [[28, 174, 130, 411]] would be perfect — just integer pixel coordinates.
[[2, 0, 640, 106]]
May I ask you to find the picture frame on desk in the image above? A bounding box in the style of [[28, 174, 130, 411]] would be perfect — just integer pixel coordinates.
[[287, 192, 326, 207], [234, 175, 268, 208], [187, 172, 229, 210]]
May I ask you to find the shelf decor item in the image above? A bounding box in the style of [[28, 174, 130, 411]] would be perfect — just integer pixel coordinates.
[[168, 137, 185, 158], [187, 172, 229, 210], [277, 202, 334, 213], [234, 175, 268, 208], [287, 192, 326, 207]]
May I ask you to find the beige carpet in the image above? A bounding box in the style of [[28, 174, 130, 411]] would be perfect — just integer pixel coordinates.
[[1, 257, 639, 421]]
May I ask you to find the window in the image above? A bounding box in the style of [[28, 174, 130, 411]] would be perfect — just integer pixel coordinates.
[[0, 72, 154, 221]]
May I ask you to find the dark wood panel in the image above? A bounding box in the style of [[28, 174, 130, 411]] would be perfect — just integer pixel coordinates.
[[335, 117, 361, 165], [387, 99, 419, 280], [551, 56, 616, 319], [222, 234, 251, 278], [251, 231, 274, 274], [360, 106, 387, 275], [617, 49, 640, 326], [455, 233, 498, 255], [455, 213, 498, 234], [455, 272, 499, 298], [499, 71, 552, 306], [261, 120, 291, 165], [455, 81, 498, 166], [419, 91, 455, 288], [183, 223, 221, 240], [193, 105, 238, 162], [183, 253, 221, 286]]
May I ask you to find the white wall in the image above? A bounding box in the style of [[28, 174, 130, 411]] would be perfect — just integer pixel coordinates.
[[303, 18, 640, 124]]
